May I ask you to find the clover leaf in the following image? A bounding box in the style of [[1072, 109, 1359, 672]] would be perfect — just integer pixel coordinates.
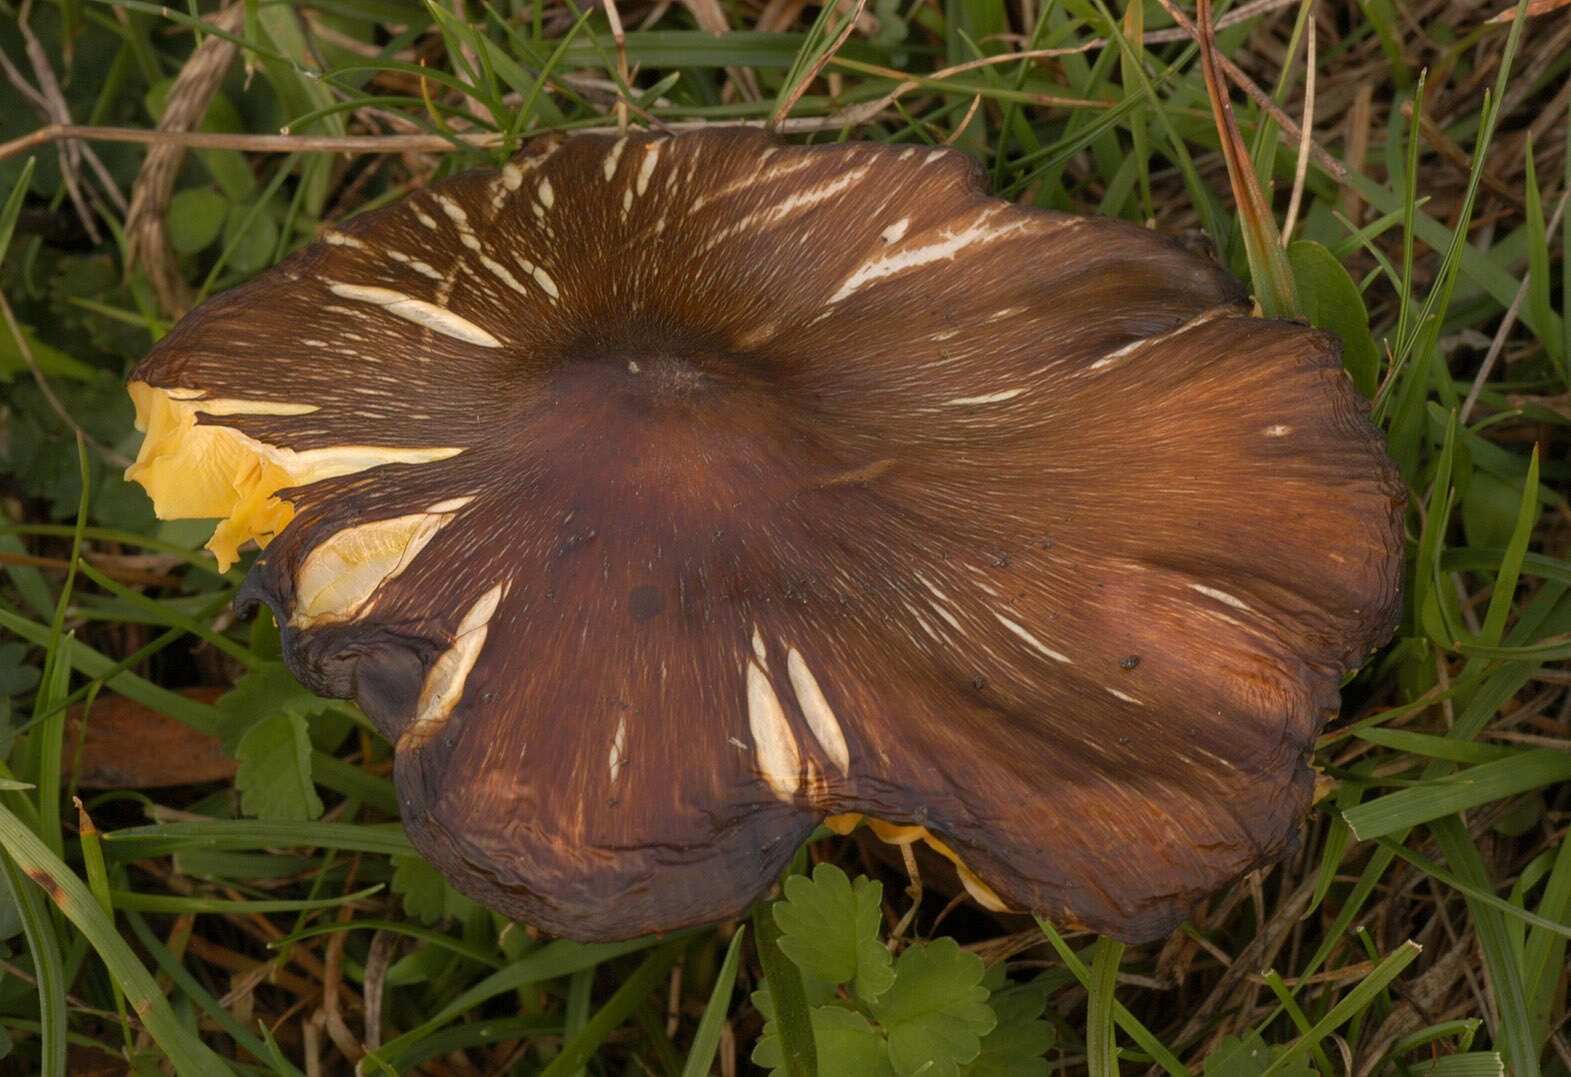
[[871, 938, 995, 1077], [774, 863, 896, 1002]]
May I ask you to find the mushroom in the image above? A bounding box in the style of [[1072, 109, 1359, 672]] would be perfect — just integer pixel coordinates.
[[126, 127, 1404, 942]]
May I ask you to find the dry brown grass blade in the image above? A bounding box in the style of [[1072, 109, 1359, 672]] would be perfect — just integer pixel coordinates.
[[0, 110, 906, 166], [1193, 0, 1295, 317], [64, 689, 234, 788], [682, 0, 762, 102], [0, 124, 507, 162], [1281, 14, 1316, 240], [1173, 874, 1319, 1051], [603, 0, 631, 132], [124, 2, 248, 319], [1486, 0, 1571, 22], [1153, 0, 1348, 183]]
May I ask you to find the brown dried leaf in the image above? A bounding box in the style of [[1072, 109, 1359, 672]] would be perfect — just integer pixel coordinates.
[[65, 688, 236, 788]]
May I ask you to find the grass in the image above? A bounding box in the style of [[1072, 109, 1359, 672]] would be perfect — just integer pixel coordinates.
[[0, 0, 1567, 1073]]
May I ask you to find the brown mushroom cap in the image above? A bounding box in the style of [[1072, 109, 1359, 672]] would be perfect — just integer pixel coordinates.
[[127, 127, 1404, 942]]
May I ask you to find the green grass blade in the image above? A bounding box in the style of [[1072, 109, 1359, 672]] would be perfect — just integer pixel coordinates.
[[365, 936, 666, 1069], [541, 937, 686, 1076], [0, 606, 229, 735], [1086, 936, 1124, 1077], [1343, 750, 1571, 840], [0, 847, 67, 1077], [1523, 827, 1571, 1045], [1478, 447, 1539, 645], [0, 802, 236, 1076], [1431, 817, 1540, 1075], [753, 900, 818, 1077], [123, 910, 308, 1077], [1036, 919, 1187, 1075], [1260, 940, 1421, 1075], [1372, 839, 1571, 940], [104, 817, 411, 855], [0, 157, 37, 260], [106, 883, 382, 915], [683, 927, 746, 1077]]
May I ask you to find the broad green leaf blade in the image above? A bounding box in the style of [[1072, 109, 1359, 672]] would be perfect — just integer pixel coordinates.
[[0, 802, 234, 1077], [1343, 749, 1571, 840], [1287, 240, 1382, 398]]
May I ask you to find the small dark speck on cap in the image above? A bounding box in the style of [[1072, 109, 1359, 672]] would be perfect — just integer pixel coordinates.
[[1119, 654, 1141, 670], [628, 584, 666, 623]]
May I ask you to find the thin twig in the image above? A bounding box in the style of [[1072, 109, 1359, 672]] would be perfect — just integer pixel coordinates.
[[23, 0, 124, 217], [603, 0, 631, 132], [125, 1, 248, 318], [0, 124, 506, 163]]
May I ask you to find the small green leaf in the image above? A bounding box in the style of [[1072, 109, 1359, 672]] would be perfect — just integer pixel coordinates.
[[962, 974, 1053, 1075], [1205, 1032, 1315, 1077], [811, 1007, 894, 1077], [872, 938, 995, 1077], [1287, 240, 1381, 398], [0, 642, 41, 699], [221, 202, 280, 274], [234, 712, 324, 821], [166, 189, 228, 253], [215, 659, 333, 751], [754, 1000, 893, 1077], [391, 854, 478, 924], [775, 863, 895, 1002]]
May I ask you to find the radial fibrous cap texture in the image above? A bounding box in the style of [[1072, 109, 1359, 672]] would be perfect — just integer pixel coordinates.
[[127, 127, 1404, 942]]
